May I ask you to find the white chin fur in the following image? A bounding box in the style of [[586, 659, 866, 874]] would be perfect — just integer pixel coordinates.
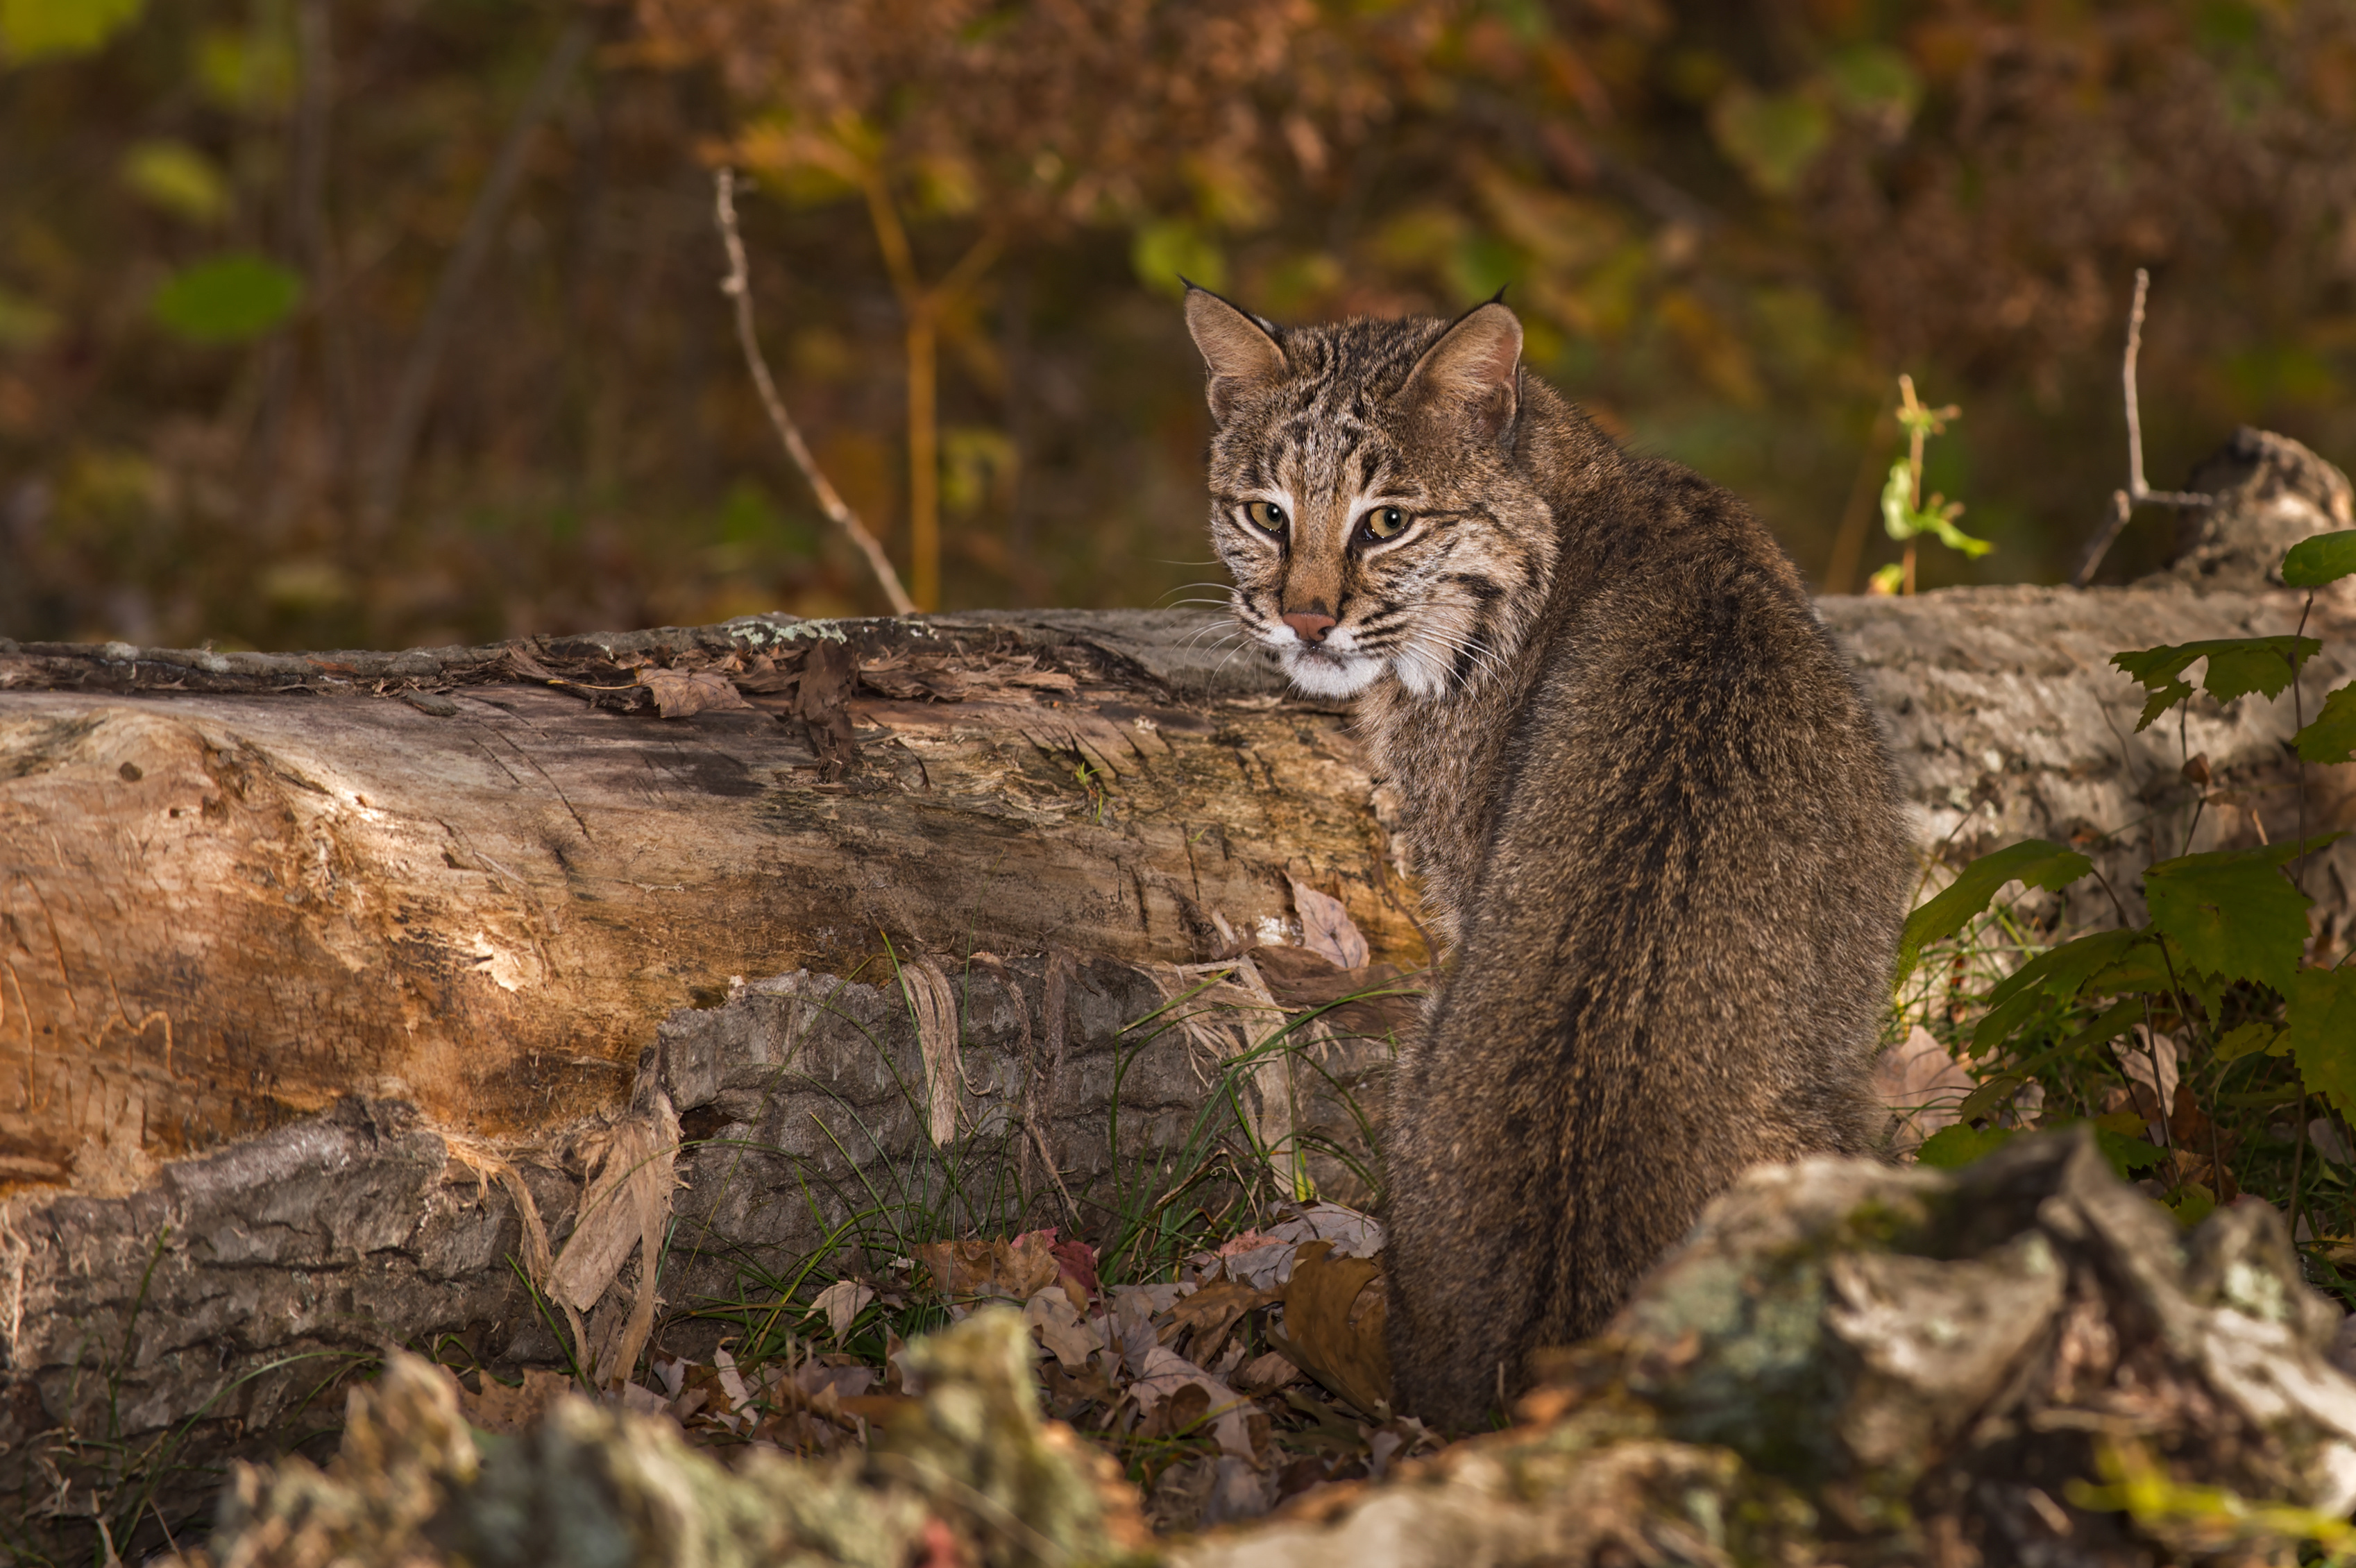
[[1282, 649, 1384, 698], [1392, 648, 1452, 697]]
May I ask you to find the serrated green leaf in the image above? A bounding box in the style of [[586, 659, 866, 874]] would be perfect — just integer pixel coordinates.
[[2296, 682, 2356, 765], [2282, 529, 2356, 589], [1, 0, 142, 63], [2286, 967, 2356, 1120], [1972, 930, 2148, 1056], [2214, 1020, 2285, 1064], [1983, 928, 2147, 1013], [2112, 638, 2323, 731], [1916, 1123, 2016, 1168], [1897, 839, 2094, 987], [2166, 1183, 2217, 1227], [2092, 1123, 2168, 1176], [2144, 842, 2322, 996], [2201, 637, 2321, 704], [151, 253, 301, 344], [2083, 937, 2225, 1017]]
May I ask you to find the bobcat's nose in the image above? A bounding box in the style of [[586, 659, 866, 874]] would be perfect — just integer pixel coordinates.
[[1282, 611, 1338, 644]]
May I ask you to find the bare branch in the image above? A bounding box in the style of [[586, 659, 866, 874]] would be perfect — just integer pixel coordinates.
[[2073, 269, 2211, 588], [714, 169, 917, 617]]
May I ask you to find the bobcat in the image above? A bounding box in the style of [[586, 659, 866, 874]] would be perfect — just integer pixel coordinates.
[[1184, 288, 1910, 1430]]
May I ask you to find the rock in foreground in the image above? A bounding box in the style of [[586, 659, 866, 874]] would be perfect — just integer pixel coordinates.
[[169, 1132, 2356, 1567]]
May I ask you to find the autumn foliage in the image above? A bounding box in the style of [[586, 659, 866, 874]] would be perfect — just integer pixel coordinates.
[[4, 1, 2356, 645]]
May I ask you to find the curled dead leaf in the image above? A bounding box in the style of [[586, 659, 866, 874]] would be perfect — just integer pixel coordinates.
[[1269, 1240, 1391, 1419], [1024, 1286, 1103, 1370], [1289, 880, 1369, 971], [636, 666, 752, 718], [1162, 1279, 1271, 1367], [915, 1232, 1060, 1305], [811, 1278, 876, 1343], [1129, 1344, 1260, 1460], [455, 1367, 574, 1435]]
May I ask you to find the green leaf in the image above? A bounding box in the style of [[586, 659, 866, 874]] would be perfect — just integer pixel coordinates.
[[1896, 839, 2094, 986], [1879, 461, 1917, 542], [2282, 529, 2356, 589], [1916, 1123, 2016, 1168], [1824, 44, 1921, 122], [151, 254, 301, 344], [2143, 842, 2325, 996], [2166, 1183, 2218, 1227], [2286, 967, 2356, 1120], [2296, 682, 2356, 765], [0, 282, 58, 350], [2214, 1021, 2285, 1064], [1709, 87, 1831, 196], [121, 139, 229, 223], [2090, 1123, 2168, 1177], [1922, 508, 1995, 559], [2083, 937, 2225, 1018], [1972, 928, 2146, 1055], [2111, 638, 2323, 731], [1, 0, 142, 63], [2054, 996, 2144, 1059], [1132, 220, 1225, 298], [1954, 1073, 2023, 1125]]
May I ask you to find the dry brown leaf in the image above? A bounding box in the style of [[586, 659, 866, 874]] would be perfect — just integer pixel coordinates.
[[1162, 1279, 1270, 1367], [456, 1367, 573, 1435], [1271, 1240, 1391, 1418], [915, 1231, 1060, 1304], [1129, 1344, 1259, 1460], [811, 1278, 876, 1343], [734, 650, 800, 694], [1873, 1024, 1974, 1153], [636, 667, 753, 717], [1232, 1349, 1303, 1395], [1025, 1285, 1104, 1370], [1249, 946, 1421, 1041], [1289, 881, 1369, 971]]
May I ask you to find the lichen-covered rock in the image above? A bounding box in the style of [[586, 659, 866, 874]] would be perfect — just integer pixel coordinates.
[[165, 1133, 2356, 1568], [1185, 1131, 2356, 1566], [163, 1313, 1117, 1568]]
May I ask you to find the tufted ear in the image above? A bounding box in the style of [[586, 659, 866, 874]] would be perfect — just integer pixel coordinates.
[[1396, 299, 1523, 444], [1184, 284, 1287, 423]]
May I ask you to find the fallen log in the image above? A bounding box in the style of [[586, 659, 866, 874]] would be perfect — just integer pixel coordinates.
[[3, 437, 2355, 1551]]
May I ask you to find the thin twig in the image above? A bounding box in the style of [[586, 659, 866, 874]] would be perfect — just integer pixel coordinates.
[[2074, 269, 2212, 588], [713, 169, 916, 617]]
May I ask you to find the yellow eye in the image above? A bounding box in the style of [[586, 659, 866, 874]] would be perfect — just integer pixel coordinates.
[[1244, 500, 1288, 534], [1362, 506, 1409, 541]]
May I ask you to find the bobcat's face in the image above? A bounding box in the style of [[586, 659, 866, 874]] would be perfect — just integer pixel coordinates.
[[1185, 292, 1555, 701]]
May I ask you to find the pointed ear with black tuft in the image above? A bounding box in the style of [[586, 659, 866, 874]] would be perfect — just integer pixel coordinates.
[[1183, 284, 1287, 424], [1396, 298, 1524, 445]]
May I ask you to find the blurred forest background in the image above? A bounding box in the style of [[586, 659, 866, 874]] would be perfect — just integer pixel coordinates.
[[5, 0, 2356, 651]]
